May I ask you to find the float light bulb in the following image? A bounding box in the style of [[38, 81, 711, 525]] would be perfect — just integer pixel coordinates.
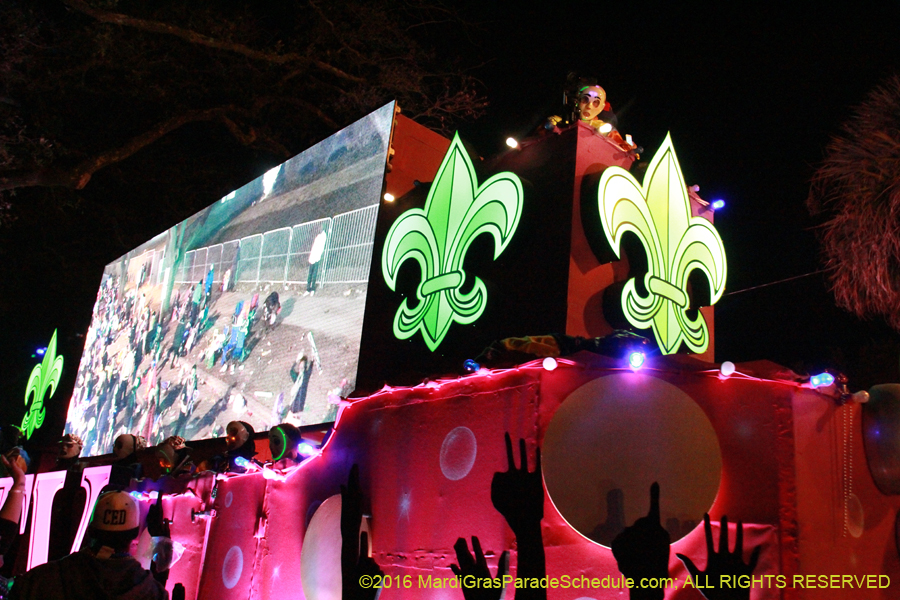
[[505, 137, 518, 149], [712, 199, 726, 210], [542, 357, 558, 371], [810, 372, 835, 388], [719, 361, 736, 378], [383, 193, 395, 202], [463, 359, 480, 373], [628, 351, 645, 370], [297, 442, 317, 457], [233, 456, 250, 469]]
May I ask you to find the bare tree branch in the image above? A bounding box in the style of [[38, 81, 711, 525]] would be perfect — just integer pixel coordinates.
[[0, 106, 239, 191], [61, 0, 365, 82]]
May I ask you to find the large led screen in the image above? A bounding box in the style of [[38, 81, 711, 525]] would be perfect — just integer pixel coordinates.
[[66, 103, 395, 456]]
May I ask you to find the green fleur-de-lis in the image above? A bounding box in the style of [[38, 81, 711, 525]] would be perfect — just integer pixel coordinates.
[[22, 330, 64, 439], [598, 133, 727, 354], [382, 133, 524, 351]]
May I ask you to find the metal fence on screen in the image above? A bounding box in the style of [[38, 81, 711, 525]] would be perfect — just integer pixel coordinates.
[[173, 205, 378, 289]]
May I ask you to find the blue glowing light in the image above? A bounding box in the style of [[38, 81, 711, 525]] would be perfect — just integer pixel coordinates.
[[628, 352, 645, 370], [463, 359, 480, 373], [233, 456, 250, 469], [810, 372, 835, 388], [35, 347, 47, 356], [297, 442, 317, 457], [711, 199, 725, 210]]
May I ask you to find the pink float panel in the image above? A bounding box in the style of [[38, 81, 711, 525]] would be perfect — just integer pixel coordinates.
[[25, 354, 898, 599], [195, 472, 267, 599]]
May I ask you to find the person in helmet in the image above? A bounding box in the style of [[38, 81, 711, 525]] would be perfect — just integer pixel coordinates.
[[268, 423, 304, 468], [9, 491, 167, 600]]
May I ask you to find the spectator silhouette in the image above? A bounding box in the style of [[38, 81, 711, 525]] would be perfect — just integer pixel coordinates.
[[611, 482, 670, 600], [450, 536, 509, 600], [676, 514, 762, 600], [491, 432, 546, 600]]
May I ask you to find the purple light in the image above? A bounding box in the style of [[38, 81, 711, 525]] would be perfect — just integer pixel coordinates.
[[628, 351, 645, 370], [711, 199, 725, 210]]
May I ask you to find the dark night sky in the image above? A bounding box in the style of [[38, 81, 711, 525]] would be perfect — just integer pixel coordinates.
[[4, 3, 900, 441], [451, 3, 900, 382]]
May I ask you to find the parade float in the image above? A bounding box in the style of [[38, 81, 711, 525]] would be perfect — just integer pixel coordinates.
[[9, 89, 900, 599]]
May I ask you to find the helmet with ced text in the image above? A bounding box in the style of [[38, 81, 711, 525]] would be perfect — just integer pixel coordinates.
[[90, 491, 140, 533], [88, 491, 141, 550]]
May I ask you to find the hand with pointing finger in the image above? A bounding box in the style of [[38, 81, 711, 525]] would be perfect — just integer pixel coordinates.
[[611, 482, 670, 600]]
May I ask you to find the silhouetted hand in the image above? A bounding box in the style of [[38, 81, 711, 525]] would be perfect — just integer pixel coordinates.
[[450, 536, 509, 600], [611, 482, 670, 600], [353, 531, 382, 600], [341, 465, 382, 600], [1, 455, 24, 487], [491, 433, 545, 600], [491, 433, 543, 537], [676, 514, 761, 600]]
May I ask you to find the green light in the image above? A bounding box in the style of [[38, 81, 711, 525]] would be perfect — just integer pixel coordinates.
[[382, 133, 524, 351], [22, 329, 64, 439], [597, 134, 727, 355], [273, 427, 288, 461]]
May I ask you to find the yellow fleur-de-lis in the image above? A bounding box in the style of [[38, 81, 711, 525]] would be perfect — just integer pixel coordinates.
[[598, 134, 727, 354]]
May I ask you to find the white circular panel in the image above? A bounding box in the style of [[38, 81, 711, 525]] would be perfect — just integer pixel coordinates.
[[301, 495, 343, 600], [440, 426, 477, 481], [542, 373, 722, 546], [222, 546, 243, 589]]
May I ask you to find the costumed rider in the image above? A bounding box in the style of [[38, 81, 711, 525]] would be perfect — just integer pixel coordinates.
[[154, 436, 191, 477], [575, 85, 639, 154], [8, 491, 168, 600], [268, 423, 304, 469], [56, 433, 83, 471], [225, 421, 257, 472], [109, 434, 148, 487], [199, 421, 258, 473]]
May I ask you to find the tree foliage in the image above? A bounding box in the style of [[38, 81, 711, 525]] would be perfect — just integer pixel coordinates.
[[808, 75, 900, 331], [0, 0, 485, 199]]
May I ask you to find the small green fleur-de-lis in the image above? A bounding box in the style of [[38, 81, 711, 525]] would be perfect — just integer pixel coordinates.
[[598, 133, 727, 354], [382, 133, 524, 351], [22, 330, 64, 439]]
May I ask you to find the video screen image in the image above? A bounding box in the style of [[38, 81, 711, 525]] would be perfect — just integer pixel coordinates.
[[65, 103, 395, 456]]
